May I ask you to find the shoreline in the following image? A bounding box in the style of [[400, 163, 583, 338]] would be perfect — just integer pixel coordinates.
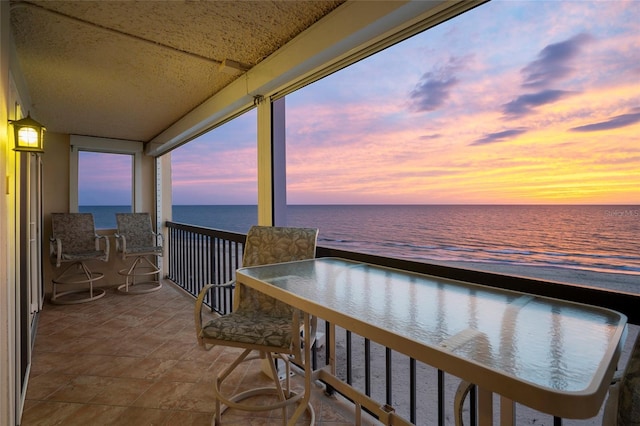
[[423, 259, 640, 295]]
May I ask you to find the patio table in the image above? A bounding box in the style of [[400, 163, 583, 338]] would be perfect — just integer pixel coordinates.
[[236, 257, 627, 425]]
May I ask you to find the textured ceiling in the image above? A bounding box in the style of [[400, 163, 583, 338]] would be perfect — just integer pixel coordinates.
[[10, 0, 344, 142]]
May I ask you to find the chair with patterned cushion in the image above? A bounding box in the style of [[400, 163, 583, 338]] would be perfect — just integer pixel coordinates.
[[194, 225, 319, 425], [114, 212, 164, 294], [49, 213, 109, 304], [602, 333, 640, 426]]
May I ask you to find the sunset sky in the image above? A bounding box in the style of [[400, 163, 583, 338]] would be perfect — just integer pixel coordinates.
[[85, 1, 640, 206]]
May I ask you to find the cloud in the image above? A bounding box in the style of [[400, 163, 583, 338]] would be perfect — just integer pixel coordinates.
[[498, 33, 591, 119], [570, 109, 640, 132], [502, 89, 573, 117], [521, 33, 593, 89], [470, 128, 528, 146], [409, 75, 458, 112], [419, 134, 442, 140], [409, 57, 468, 112]]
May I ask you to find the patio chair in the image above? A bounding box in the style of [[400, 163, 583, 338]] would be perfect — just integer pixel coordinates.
[[602, 333, 640, 425], [194, 225, 319, 425], [49, 213, 109, 304], [114, 212, 163, 294]]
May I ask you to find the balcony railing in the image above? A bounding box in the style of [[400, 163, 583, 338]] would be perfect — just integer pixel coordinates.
[[167, 222, 244, 315], [165, 221, 640, 426]]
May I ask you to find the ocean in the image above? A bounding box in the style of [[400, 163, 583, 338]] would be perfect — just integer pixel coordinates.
[[82, 204, 640, 278]]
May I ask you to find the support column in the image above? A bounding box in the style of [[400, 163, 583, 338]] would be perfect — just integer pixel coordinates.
[[272, 98, 287, 226], [157, 154, 172, 276], [256, 97, 287, 226]]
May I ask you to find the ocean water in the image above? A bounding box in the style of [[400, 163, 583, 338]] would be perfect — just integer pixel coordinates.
[[83, 204, 640, 277], [175, 204, 640, 277], [80, 205, 132, 229], [78, 206, 132, 229]]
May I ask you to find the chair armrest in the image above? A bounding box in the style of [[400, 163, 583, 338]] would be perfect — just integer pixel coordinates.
[[154, 232, 164, 248], [454, 380, 474, 426], [114, 233, 126, 258], [95, 234, 110, 262], [194, 281, 235, 347], [49, 237, 62, 267]]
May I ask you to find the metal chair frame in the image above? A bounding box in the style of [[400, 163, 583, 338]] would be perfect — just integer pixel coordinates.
[[114, 212, 164, 294], [49, 213, 109, 304]]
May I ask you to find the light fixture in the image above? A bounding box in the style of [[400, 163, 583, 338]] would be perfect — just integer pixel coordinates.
[[10, 112, 46, 153]]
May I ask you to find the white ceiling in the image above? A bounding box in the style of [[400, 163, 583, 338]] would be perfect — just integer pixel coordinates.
[[9, 0, 344, 142]]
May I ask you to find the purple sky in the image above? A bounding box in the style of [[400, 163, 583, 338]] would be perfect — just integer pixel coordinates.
[[81, 1, 640, 206]]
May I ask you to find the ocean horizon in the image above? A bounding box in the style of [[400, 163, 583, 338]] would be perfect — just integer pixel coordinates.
[[81, 204, 640, 283]]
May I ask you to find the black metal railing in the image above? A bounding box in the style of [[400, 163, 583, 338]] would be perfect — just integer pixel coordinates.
[[165, 221, 640, 425], [166, 222, 244, 315]]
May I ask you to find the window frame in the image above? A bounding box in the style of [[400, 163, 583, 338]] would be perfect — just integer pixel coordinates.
[[69, 135, 143, 214]]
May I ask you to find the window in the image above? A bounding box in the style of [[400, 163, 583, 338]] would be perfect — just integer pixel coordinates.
[[170, 110, 258, 232], [78, 151, 132, 229], [70, 135, 143, 229], [282, 1, 639, 291]]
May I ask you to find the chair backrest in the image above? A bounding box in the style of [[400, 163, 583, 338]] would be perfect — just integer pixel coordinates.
[[242, 226, 318, 267], [51, 213, 98, 254], [116, 213, 155, 248], [236, 226, 318, 315]]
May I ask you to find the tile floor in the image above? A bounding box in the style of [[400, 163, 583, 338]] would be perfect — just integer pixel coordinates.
[[20, 280, 376, 425]]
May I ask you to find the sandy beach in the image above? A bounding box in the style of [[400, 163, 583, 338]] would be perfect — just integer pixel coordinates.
[[425, 260, 640, 295]]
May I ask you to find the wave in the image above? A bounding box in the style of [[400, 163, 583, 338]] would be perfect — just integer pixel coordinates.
[[486, 249, 533, 256], [324, 238, 640, 277]]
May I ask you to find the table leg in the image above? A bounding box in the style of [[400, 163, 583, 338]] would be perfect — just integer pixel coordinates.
[[287, 312, 313, 425], [500, 396, 515, 426], [328, 322, 336, 375], [477, 387, 493, 426]]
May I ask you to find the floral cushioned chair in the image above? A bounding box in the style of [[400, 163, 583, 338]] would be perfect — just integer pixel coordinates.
[[194, 225, 319, 425], [114, 213, 164, 294], [49, 213, 109, 304]]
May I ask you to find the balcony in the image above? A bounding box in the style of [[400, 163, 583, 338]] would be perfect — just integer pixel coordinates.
[[21, 279, 376, 425], [21, 223, 640, 425]]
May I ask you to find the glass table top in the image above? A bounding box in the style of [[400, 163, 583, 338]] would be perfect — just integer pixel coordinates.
[[238, 257, 627, 396]]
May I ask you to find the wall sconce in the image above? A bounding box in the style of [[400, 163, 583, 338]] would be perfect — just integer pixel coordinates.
[[10, 112, 46, 153]]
